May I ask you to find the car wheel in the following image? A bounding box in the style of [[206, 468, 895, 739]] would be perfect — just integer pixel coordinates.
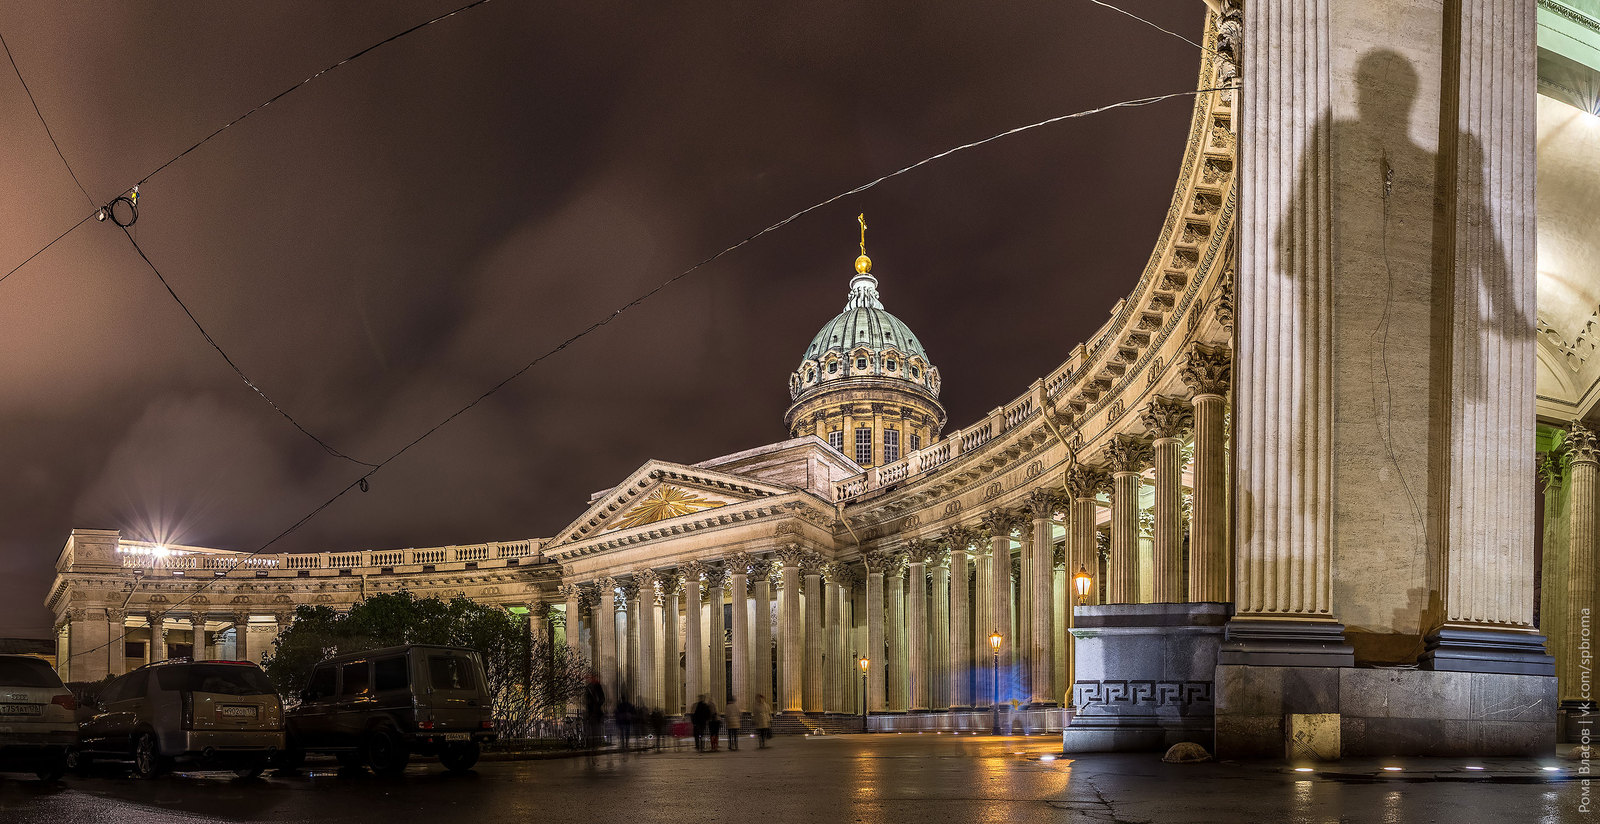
[[132, 732, 170, 779], [438, 741, 480, 772], [35, 753, 67, 782], [363, 728, 410, 777], [65, 748, 91, 775], [234, 759, 267, 779]]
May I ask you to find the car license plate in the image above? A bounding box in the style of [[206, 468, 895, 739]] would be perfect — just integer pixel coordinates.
[[220, 705, 258, 718], [0, 703, 41, 715], [441, 732, 469, 741]]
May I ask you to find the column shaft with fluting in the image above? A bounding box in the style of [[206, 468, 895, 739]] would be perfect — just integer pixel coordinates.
[[706, 566, 728, 706], [863, 552, 888, 712], [1143, 397, 1191, 604], [1106, 436, 1151, 605], [1067, 466, 1107, 607], [981, 510, 1021, 704], [1568, 426, 1598, 698], [637, 573, 659, 709], [803, 559, 825, 712], [824, 565, 847, 713], [621, 583, 640, 699], [886, 555, 909, 712], [749, 560, 774, 708], [971, 538, 991, 706], [930, 550, 951, 710], [777, 547, 805, 712], [947, 535, 972, 708], [1182, 347, 1231, 603], [660, 574, 682, 714], [596, 578, 618, 709], [727, 559, 750, 715], [1026, 491, 1060, 705], [189, 615, 208, 661], [681, 565, 704, 707], [563, 585, 583, 715], [905, 543, 931, 711]]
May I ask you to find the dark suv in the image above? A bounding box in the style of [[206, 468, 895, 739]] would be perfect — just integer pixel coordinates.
[[76, 660, 284, 778], [284, 645, 494, 775]]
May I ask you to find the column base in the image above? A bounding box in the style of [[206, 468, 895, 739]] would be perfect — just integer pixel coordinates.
[[1218, 618, 1354, 667], [1420, 626, 1554, 676]]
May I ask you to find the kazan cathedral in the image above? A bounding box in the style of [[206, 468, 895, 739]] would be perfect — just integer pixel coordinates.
[[47, 2, 1600, 759]]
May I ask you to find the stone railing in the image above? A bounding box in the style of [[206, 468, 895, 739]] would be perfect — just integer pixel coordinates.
[[113, 538, 543, 575]]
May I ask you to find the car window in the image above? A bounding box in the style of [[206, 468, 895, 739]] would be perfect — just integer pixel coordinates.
[[0, 657, 62, 687], [308, 665, 336, 698], [99, 675, 127, 704], [340, 661, 370, 697], [427, 653, 477, 691], [155, 664, 273, 695], [373, 657, 408, 692]]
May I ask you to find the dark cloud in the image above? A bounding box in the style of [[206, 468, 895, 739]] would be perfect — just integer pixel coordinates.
[[0, 1, 1201, 634]]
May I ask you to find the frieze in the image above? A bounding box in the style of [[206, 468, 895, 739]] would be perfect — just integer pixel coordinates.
[[1073, 679, 1214, 709]]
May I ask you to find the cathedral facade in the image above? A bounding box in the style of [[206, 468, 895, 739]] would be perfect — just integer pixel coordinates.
[[47, 2, 1600, 758]]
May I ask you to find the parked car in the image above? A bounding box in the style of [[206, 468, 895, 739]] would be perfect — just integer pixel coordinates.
[[283, 645, 494, 775], [75, 659, 284, 779], [0, 654, 77, 781]]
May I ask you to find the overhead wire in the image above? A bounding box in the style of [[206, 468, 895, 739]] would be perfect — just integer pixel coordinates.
[[0, 28, 95, 207], [119, 227, 378, 467], [64, 83, 1237, 661], [1082, 0, 1216, 55]]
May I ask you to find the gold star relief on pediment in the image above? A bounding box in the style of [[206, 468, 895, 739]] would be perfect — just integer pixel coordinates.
[[609, 485, 727, 531]]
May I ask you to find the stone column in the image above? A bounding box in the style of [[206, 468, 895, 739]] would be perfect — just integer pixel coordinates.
[[905, 541, 931, 711], [1566, 425, 1598, 699], [823, 563, 846, 713], [724, 556, 749, 715], [659, 573, 683, 714], [1067, 466, 1109, 607], [945, 528, 973, 708], [886, 552, 910, 712], [929, 548, 951, 710], [1018, 525, 1033, 668], [595, 577, 619, 708], [231, 611, 250, 665], [1538, 450, 1572, 701], [862, 550, 889, 712], [621, 581, 643, 701], [1024, 490, 1062, 705], [189, 614, 208, 661], [1227, 0, 1351, 663], [680, 564, 704, 708], [107, 609, 127, 675], [748, 559, 774, 709], [703, 565, 726, 708], [634, 573, 659, 708], [980, 509, 1020, 705], [1106, 436, 1152, 605], [1182, 345, 1232, 603], [971, 530, 991, 706], [147, 610, 167, 663], [801, 555, 825, 712], [1143, 397, 1193, 604], [1052, 547, 1068, 704], [776, 546, 806, 712]]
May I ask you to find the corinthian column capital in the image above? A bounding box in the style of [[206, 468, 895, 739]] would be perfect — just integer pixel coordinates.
[[1180, 342, 1233, 397], [1569, 422, 1599, 465], [1141, 395, 1195, 440], [1105, 435, 1154, 474]]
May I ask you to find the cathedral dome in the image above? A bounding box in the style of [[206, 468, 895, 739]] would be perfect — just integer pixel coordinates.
[[784, 225, 947, 468], [790, 271, 941, 401]]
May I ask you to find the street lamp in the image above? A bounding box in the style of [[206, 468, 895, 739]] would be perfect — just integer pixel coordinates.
[[859, 656, 870, 732], [1073, 565, 1094, 605], [989, 630, 1002, 735]]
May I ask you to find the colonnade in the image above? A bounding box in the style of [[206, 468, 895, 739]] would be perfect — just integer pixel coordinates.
[[57, 607, 293, 682]]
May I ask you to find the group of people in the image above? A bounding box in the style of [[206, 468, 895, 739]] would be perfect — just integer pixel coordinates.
[[581, 674, 774, 753], [687, 693, 773, 752]]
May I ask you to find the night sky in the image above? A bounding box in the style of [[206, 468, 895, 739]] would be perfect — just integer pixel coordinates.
[[0, 2, 1200, 636]]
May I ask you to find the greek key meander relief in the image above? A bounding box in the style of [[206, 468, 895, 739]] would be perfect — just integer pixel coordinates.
[[1073, 680, 1214, 708]]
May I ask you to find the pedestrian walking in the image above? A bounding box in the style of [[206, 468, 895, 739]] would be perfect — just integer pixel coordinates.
[[708, 704, 722, 752], [753, 693, 772, 748], [690, 695, 712, 752], [648, 707, 666, 752], [725, 699, 741, 750], [582, 673, 606, 761], [616, 694, 636, 751]]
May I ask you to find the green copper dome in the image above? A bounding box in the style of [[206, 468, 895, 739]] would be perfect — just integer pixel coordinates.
[[789, 271, 941, 401]]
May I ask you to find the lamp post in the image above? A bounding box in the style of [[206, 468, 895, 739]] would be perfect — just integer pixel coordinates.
[[1073, 565, 1094, 606], [859, 656, 870, 732], [989, 630, 1002, 735]]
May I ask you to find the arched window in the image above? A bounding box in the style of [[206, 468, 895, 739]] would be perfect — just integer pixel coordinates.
[[856, 356, 868, 370], [886, 358, 898, 372], [828, 361, 839, 374]]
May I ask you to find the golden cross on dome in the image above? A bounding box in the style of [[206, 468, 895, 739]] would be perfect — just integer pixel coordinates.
[[858, 212, 868, 257]]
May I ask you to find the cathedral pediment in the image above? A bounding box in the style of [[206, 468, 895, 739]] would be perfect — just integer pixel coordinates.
[[555, 461, 797, 544]]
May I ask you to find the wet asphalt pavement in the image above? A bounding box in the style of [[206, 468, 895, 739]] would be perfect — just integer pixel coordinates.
[[0, 735, 1584, 824]]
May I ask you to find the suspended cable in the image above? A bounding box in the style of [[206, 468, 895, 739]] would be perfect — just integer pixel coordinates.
[[65, 84, 1232, 661], [0, 210, 95, 288], [1082, 0, 1215, 54], [118, 226, 378, 468], [0, 29, 94, 207]]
